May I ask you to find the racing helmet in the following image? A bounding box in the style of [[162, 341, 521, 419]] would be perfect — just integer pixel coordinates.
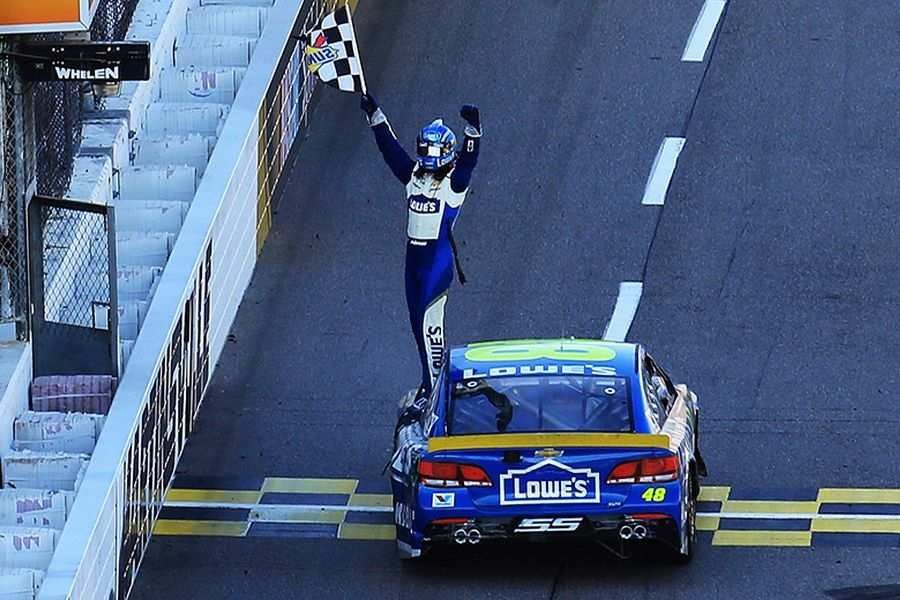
[[416, 119, 456, 171]]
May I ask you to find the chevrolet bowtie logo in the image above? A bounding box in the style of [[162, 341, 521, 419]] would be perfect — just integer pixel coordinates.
[[534, 448, 563, 458]]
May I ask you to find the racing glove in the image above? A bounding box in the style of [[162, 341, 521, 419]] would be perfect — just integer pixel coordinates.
[[360, 93, 378, 118], [460, 104, 482, 137], [361, 93, 387, 126]]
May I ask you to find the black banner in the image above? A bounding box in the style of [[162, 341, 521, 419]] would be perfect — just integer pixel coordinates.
[[118, 241, 211, 600], [17, 41, 150, 82]]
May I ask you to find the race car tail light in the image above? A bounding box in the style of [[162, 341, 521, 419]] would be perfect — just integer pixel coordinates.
[[431, 518, 469, 526], [630, 513, 671, 520], [607, 455, 679, 484], [418, 460, 492, 487]]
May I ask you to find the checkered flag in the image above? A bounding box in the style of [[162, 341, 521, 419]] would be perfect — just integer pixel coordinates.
[[303, 4, 367, 94]]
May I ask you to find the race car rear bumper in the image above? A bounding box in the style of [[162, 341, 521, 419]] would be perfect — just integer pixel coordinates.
[[419, 513, 681, 555]]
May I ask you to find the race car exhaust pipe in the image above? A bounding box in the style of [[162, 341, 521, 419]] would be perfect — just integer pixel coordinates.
[[453, 529, 469, 545], [618, 524, 633, 540], [467, 528, 482, 545], [632, 524, 648, 539]]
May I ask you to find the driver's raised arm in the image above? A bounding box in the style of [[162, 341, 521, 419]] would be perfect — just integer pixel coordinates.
[[361, 93, 415, 185]]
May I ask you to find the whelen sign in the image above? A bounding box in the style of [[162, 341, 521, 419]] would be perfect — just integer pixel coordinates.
[[16, 42, 151, 82], [0, 0, 99, 35]]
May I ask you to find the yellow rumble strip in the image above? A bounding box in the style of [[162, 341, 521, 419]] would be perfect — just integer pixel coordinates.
[[156, 478, 900, 548], [154, 520, 249, 537], [712, 531, 812, 547]]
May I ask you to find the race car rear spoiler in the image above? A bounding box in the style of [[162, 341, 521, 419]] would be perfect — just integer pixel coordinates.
[[427, 432, 671, 453]]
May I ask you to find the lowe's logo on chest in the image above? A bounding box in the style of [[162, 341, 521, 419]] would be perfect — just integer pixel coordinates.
[[409, 197, 438, 214], [499, 458, 601, 506]]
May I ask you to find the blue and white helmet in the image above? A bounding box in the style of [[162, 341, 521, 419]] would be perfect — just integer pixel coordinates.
[[416, 119, 456, 171]]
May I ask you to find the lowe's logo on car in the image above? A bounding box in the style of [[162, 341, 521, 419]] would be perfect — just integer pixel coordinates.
[[463, 364, 616, 380], [499, 459, 601, 506]]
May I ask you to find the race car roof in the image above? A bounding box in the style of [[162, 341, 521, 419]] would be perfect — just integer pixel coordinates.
[[448, 339, 639, 382]]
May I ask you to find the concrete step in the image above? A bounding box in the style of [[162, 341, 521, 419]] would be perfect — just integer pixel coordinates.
[[118, 299, 150, 341], [120, 339, 135, 366], [175, 34, 257, 68], [0, 489, 74, 529], [144, 102, 230, 137], [186, 5, 268, 37], [119, 165, 197, 203], [117, 231, 174, 269], [132, 133, 214, 173], [12, 412, 105, 455], [159, 66, 245, 104], [0, 567, 44, 599], [117, 265, 163, 303], [0, 527, 58, 571], [116, 200, 188, 235], [1, 452, 89, 492]]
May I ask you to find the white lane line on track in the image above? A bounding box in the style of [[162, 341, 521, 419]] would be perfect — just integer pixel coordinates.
[[700, 512, 900, 521], [165, 501, 394, 513], [682, 0, 727, 62], [603, 282, 644, 342], [642, 137, 686, 206]]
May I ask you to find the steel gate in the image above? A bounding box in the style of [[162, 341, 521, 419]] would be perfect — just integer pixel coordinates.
[[28, 195, 118, 377]]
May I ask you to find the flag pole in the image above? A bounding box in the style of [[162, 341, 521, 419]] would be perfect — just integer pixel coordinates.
[[343, 1, 367, 95]]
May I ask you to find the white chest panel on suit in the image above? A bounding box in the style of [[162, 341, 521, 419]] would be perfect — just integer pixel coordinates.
[[405, 170, 467, 242]]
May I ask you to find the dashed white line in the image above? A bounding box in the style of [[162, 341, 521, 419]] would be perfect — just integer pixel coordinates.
[[603, 282, 644, 342], [682, 0, 727, 62], [642, 137, 686, 206]]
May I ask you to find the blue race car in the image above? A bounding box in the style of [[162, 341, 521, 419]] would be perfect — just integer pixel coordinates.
[[389, 339, 707, 562]]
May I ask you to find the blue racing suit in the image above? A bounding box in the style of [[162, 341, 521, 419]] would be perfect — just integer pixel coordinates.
[[367, 107, 481, 395]]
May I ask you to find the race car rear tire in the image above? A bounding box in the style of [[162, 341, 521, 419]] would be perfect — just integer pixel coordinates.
[[663, 472, 696, 564]]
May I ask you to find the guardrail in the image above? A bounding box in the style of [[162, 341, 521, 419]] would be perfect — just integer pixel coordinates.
[[37, 0, 345, 597]]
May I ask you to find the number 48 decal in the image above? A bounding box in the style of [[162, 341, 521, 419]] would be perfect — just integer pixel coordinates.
[[641, 487, 667, 502]]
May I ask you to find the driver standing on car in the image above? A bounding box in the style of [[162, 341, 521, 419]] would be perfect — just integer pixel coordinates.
[[360, 92, 482, 400]]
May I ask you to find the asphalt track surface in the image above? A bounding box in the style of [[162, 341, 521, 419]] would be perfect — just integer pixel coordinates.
[[133, 1, 900, 598]]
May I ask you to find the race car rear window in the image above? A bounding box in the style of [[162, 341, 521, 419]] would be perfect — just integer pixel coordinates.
[[448, 376, 632, 435]]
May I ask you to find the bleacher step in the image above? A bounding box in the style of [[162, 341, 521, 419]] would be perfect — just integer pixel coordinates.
[[158, 66, 245, 104], [118, 165, 197, 203], [144, 103, 230, 137], [1, 453, 89, 492], [12, 412, 105, 455], [132, 133, 215, 174], [117, 231, 175, 269], [186, 5, 268, 37], [118, 299, 150, 341], [117, 265, 164, 303], [116, 200, 189, 235], [175, 35, 257, 68], [0, 489, 74, 530], [0, 528, 58, 571], [0, 567, 44, 600]]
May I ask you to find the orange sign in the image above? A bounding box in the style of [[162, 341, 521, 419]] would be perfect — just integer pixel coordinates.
[[0, 0, 98, 34]]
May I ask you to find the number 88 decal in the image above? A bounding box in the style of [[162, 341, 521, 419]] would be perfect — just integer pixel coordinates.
[[465, 341, 616, 363]]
